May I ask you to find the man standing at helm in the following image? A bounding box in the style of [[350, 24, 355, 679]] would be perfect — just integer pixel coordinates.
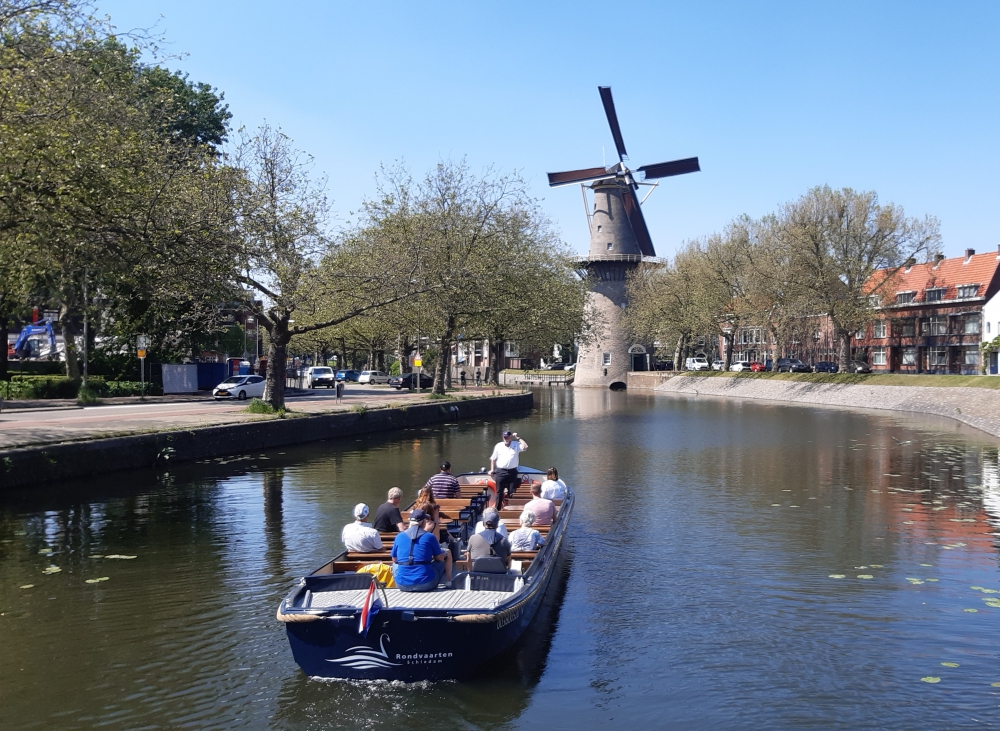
[[489, 430, 527, 509]]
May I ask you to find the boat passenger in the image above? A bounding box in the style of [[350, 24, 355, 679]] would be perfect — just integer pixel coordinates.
[[474, 516, 508, 538], [414, 486, 440, 526], [372, 487, 406, 533], [391, 508, 452, 592], [509, 510, 546, 551], [539, 467, 567, 500], [425, 461, 460, 499], [522, 483, 556, 526], [341, 503, 384, 553], [466, 507, 511, 571]]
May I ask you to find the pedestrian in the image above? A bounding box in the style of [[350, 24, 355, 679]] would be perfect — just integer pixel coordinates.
[[489, 429, 527, 509], [335, 378, 345, 403], [475, 368, 482, 388], [460, 370, 467, 388]]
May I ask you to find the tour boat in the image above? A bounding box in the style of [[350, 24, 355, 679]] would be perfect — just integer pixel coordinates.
[[276, 466, 573, 681]]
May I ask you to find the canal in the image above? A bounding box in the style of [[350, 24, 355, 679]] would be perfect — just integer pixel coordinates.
[[2, 388, 999, 729]]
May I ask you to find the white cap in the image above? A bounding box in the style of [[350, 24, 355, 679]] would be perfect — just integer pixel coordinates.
[[353, 503, 369, 520]]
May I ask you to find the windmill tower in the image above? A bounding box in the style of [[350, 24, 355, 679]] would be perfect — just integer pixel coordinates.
[[548, 86, 700, 388]]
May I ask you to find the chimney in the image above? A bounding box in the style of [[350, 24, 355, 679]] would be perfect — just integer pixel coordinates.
[[933, 253, 945, 267], [904, 257, 916, 270], [965, 248, 975, 262]]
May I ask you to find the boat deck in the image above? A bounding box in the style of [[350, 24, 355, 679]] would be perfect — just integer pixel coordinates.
[[308, 587, 513, 610]]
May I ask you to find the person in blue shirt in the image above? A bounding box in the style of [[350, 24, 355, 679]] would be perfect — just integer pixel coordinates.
[[391, 508, 453, 591]]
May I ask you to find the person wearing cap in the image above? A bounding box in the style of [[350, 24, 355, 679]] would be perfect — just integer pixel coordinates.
[[466, 507, 511, 569], [425, 461, 460, 500], [489, 430, 527, 508], [341, 503, 384, 553], [373, 487, 406, 533], [391, 508, 453, 591]]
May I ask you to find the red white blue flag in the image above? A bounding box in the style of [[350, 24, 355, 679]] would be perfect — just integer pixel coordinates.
[[358, 581, 382, 636]]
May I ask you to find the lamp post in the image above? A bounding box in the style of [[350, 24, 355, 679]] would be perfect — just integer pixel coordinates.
[[245, 317, 253, 362]]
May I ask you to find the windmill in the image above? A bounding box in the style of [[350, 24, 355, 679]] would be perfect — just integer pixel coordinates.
[[548, 86, 699, 387]]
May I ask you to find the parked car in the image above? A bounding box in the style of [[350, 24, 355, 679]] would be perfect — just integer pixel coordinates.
[[653, 359, 673, 371], [729, 360, 752, 372], [304, 366, 336, 388], [685, 357, 710, 371], [565, 363, 577, 372], [543, 362, 567, 371], [388, 372, 434, 389], [335, 369, 362, 382], [711, 359, 725, 371], [775, 358, 812, 373], [213, 375, 266, 401], [848, 360, 872, 374], [358, 370, 390, 384], [750, 362, 766, 372], [814, 361, 839, 373]]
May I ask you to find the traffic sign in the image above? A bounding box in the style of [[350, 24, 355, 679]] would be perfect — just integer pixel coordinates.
[[414, 354, 422, 367], [137, 349, 146, 359]]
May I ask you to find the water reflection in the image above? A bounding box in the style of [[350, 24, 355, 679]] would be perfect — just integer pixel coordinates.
[[2, 389, 1000, 730]]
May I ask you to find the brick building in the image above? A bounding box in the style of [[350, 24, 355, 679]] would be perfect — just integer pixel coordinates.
[[855, 247, 1000, 374]]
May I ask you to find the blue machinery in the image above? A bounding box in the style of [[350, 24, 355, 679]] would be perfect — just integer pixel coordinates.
[[11, 319, 56, 359]]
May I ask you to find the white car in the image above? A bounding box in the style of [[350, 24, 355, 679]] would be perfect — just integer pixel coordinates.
[[213, 375, 266, 401], [729, 361, 752, 372], [685, 357, 710, 371], [711, 359, 725, 371], [304, 366, 336, 388], [358, 370, 390, 384]]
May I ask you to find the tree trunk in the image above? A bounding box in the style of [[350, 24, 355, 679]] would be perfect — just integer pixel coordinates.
[[837, 330, 851, 371], [59, 304, 80, 381], [263, 322, 290, 409], [432, 316, 455, 395], [673, 333, 685, 372], [0, 315, 8, 381], [723, 332, 735, 370], [490, 339, 503, 386]]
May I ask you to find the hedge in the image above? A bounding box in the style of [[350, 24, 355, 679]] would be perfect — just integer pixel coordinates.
[[0, 377, 162, 400]]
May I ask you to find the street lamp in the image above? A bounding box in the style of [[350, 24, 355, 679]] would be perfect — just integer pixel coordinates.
[[245, 317, 254, 360]]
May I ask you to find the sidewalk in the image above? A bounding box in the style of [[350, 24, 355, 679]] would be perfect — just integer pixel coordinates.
[[0, 385, 518, 449]]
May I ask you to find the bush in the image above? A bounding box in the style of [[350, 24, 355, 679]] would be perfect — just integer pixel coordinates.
[[0, 377, 160, 399], [243, 398, 276, 414]]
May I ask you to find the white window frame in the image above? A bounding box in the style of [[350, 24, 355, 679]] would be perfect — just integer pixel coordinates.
[[957, 285, 978, 299], [923, 317, 947, 336], [925, 288, 944, 302], [927, 347, 947, 367], [871, 347, 887, 366], [964, 316, 980, 334], [901, 347, 917, 366], [601, 353, 611, 366], [855, 328, 865, 340], [899, 319, 916, 337], [896, 291, 915, 305], [873, 320, 887, 339], [964, 347, 980, 366]]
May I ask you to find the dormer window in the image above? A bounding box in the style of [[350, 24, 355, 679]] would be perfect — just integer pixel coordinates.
[[957, 284, 978, 299], [896, 291, 915, 305], [925, 288, 944, 302]]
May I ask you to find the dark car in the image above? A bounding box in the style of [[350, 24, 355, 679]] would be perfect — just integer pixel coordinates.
[[544, 362, 566, 371], [848, 360, 872, 374], [814, 361, 839, 373], [653, 360, 674, 371], [776, 358, 812, 373], [335, 369, 362, 382], [388, 372, 434, 390]]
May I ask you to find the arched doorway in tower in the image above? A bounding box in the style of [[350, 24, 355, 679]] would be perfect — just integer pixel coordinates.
[[628, 344, 648, 372]]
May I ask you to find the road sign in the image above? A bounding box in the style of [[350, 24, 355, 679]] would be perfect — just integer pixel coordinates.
[[137, 334, 150, 349], [414, 354, 422, 367], [137, 349, 146, 359]]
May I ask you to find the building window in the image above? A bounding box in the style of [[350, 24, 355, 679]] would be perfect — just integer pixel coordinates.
[[988, 321, 992, 334], [928, 347, 947, 367], [957, 285, 978, 299], [872, 347, 887, 366], [602, 353, 611, 366], [964, 316, 980, 334], [896, 291, 915, 304], [901, 347, 917, 366], [964, 347, 980, 366], [873, 320, 887, 338], [899, 319, 915, 337], [606, 242, 613, 251], [922, 317, 947, 335], [925, 288, 944, 302], [855, 328, 865, 340], [868, 295, 882, 308]]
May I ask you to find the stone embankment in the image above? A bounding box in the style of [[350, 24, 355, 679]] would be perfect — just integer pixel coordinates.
[[0, 393, 532, 490], [647, 374, 1000, 439]]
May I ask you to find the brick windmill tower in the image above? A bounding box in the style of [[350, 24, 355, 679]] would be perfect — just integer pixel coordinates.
[[548, 86, 700, 388]]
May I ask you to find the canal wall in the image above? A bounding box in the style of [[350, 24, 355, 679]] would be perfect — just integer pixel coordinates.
[[653, 375, 1000, 438], [0, 393, 533, 490]]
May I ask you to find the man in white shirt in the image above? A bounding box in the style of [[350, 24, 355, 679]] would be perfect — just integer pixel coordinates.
[[489, 429, 527, 508], [341, 503, 384, 553]]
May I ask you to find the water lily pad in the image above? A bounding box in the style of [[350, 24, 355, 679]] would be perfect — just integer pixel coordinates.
[[991, 682, 1000, 687], [84, 577, 109, 584], [971, 586, 985, 590], [829, 574, 846, 579], [941, 662, 959, 668], [41, 566, 61, 575], [89, 555, 104, 559], [19, 584, 34, 589], [981, 589, 999, 594], [921, 676, 941, 683], [37, 548, 52, 555], [964, 608, 978, 613], [858, 574, 874, 579], [771, 504, 781, 507], [104, 555, 137, 560], [983, 599, 1000, 608], [906, 578, 925, 585], [920, 564, 933, 567], [926, 578, 938, 582], [870, 564, 884, 568]]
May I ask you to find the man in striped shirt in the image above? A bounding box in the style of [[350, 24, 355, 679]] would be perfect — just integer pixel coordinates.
[[425, 461, 460, 499]]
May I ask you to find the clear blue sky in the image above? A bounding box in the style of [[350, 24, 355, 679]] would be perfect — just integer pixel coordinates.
[[98, 1, 1000, 259]]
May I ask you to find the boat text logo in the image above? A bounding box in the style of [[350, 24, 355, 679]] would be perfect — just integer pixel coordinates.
[[327, 634, 401, 670]]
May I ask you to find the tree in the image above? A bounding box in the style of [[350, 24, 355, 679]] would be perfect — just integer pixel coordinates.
[[776, 186, 941, 369]]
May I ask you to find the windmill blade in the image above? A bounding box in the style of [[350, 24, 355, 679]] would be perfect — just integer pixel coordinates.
[[598, 86, 628, 161], [637, 157, 701, 180], [547, 166, 615, 187], [621, 184, 656, 257]]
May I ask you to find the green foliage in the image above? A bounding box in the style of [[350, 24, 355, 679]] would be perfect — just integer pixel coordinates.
[[389, 360, 402, 376], [242, 398, 276, 414], [76, 385, 102, 405], [0, 376, 158, 399]]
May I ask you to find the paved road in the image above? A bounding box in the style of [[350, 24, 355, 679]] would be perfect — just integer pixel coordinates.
[[0, 385, 509, 449]]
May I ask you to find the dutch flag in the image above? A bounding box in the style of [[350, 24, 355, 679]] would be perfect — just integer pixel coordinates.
[[358, 580, 382, 636]]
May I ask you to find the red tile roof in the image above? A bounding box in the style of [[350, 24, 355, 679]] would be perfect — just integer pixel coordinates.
[[866, 251, 1000, 304]]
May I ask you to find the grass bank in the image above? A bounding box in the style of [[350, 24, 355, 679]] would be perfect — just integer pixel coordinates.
[[676, 371, 1000, 390]]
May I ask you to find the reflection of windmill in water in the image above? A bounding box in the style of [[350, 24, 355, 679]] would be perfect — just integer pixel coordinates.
[[548, 86, 700, 388]]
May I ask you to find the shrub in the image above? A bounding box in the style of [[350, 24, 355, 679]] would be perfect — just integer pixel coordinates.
[[243, 398, 276, 414]]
